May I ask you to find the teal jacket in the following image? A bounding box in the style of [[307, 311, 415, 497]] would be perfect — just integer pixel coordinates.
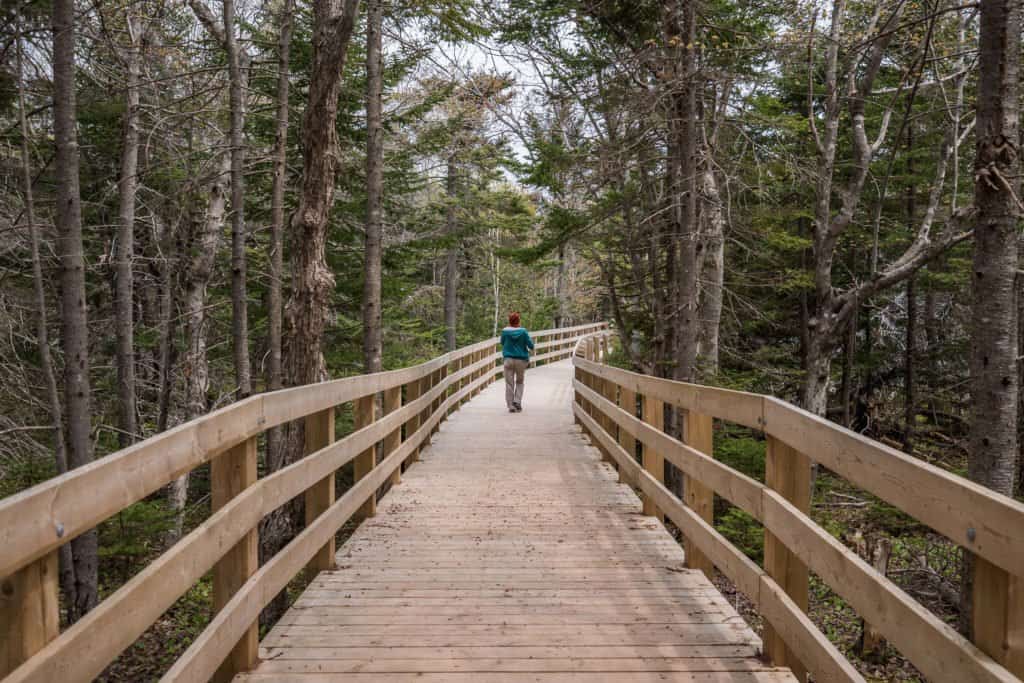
[[500, 326, 535, 360]]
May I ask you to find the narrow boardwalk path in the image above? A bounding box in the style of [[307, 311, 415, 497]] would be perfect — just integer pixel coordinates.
[[238, 361, 796, 682]]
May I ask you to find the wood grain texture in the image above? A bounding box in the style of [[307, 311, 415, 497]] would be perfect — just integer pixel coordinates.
[[305, 407, 337, 571], [240, 362, 789, 683], [682, 411, 715, 581], [211, 437, 259, 682], [0, 552, 58, 677], [762, 436, 810, 682]]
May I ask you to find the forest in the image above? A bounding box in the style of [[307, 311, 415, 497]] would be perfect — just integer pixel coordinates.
[[0, 0, 1021, 680]]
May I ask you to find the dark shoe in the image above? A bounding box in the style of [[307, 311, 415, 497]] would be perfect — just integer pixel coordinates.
[[508, 406, 516, 413], [513, 403, 522, 412]]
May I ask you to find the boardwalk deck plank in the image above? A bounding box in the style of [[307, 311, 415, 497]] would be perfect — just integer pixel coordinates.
[[237, 362, 794, 682]]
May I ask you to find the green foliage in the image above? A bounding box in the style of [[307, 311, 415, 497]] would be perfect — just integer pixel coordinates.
[[98, 500, 176, 581], [714, 428, 766, 483], [717, 507, 764, 563]]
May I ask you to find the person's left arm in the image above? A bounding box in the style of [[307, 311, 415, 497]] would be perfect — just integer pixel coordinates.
[[526, 331, 535, 352]]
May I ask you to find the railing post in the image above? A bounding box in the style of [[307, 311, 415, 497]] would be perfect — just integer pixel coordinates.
[[354, 395, 377, 520], [383, 386, 402, 486], [0, 552, 58, 677], [618, 385, 637, 483], [305, 408, 336, 572], [211, 436, 258, 682], [641, 395, 664, 520], [971, 559, 1024, 676], [763, 434, 810, 682], [420, 373, 432, 443], [431, 367, 443, 434], [405, 377, 422, 463], [573, 359, 583, 428], [682, 411, 715, 581], [600, 371, 618, 468]]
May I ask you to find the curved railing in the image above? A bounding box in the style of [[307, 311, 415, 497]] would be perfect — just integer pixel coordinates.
[[0, 322, 607, 683], [572, 331, 1024, 683]]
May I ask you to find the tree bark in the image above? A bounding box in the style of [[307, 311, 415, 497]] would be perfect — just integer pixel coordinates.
[[665, 0, 700, 383], [841, 310, 855, 427], [155, 215, 178, 435], [265, 0, 294, 475], [444, 154, 459, 351], [115, 15, 141, 448], [362, 0, 384, 373], [904, 125, 918, 450], [696, 164, 724, 378], [285, 0, 361, 390], [171, 150, 231, 538], [224, 0, 251, 399], [904, 276, 917, 449], [53, 0, 98, 620], [963, 0, 1021, 635], [969, 0, 1020, 499]]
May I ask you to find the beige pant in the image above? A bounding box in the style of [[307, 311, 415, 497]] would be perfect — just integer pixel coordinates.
[[504, 358, 527, 408]]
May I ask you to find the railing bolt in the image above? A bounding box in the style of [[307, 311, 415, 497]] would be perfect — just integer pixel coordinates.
[[966, 527, 976, 543], [55, 521, 65, 538]]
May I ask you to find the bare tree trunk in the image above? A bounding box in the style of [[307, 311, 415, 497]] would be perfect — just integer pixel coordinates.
[[362, 0, 384, 373], [904, 275, 917, 449], [802, 335, 833, 417], [171, 151, 231, 538], [696, 165, 724, 378], [904, 126, 918, 450], [666, 0, 700, 384], [969, 0, 1020, 500], [841, 312, 855, 427], [18, 27, 77, 619], [53, 0, 98, 620], [115, 15, 141, 448], [444, 154, 459, 351], [224, 0, 251, 399], [155, 215, 177, 434], [265, 0, 294, 474], [285, 0, 361, 391], [963, 0, 1021, 635]]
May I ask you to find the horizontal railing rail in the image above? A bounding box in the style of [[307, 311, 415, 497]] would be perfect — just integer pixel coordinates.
[[572, 331, 1023, 683], [0, 322, 607, 682]]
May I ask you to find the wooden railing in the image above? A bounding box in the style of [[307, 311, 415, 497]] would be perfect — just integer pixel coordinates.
[[572, 331, 1024, 683], [0, 322, 607, 683]]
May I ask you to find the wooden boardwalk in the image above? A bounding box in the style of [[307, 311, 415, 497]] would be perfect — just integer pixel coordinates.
[[238, 361, 796, 682]]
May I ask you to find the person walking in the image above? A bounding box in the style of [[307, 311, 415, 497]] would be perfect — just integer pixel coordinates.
[[500, 312, 534, 412]]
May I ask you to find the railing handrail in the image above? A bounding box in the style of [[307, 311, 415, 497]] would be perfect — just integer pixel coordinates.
[[0, 322, 608, 683], [571, 331, 1024, 683], [0, 322, 604, 580]]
